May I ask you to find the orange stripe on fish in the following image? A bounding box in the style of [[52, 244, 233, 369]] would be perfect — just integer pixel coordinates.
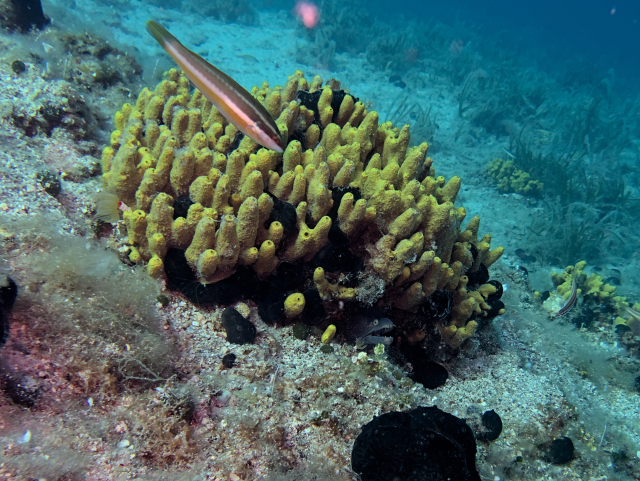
[[146, 20, 285, 153]]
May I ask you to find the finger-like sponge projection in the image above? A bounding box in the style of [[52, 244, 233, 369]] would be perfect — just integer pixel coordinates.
[[101, 70, 505, 347]]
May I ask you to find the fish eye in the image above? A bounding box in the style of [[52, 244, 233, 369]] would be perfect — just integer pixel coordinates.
[[373, 319, 379, 326]]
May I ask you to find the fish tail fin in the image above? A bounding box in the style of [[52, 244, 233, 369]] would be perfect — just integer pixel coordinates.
[[146, 20, 179, 49], [95, 192, 121, 223]]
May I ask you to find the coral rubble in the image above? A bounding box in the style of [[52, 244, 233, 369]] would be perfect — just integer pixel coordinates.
[[101, 69, 504, 347]]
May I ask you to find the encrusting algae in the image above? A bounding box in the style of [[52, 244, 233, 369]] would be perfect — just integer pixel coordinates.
[[100, 69, 505, 347]]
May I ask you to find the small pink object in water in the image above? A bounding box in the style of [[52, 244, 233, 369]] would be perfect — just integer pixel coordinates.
[[295, 1, 319, 29]]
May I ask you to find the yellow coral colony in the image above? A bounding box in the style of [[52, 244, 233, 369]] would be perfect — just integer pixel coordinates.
[[101, 69, 504, 347], [547, 261, 631, 328], [487, 158, 543, 197], [550, 261, 618, 303]]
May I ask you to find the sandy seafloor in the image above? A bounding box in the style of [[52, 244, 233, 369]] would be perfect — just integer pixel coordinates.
[[1, 0, 640, 479]]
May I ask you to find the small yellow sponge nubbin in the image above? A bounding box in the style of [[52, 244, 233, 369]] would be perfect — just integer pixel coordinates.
[[321, 324, 336, 344], [284, 292, 305, 318]]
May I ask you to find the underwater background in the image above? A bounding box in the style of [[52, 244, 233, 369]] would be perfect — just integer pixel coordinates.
[[1, 0, 640, 479]]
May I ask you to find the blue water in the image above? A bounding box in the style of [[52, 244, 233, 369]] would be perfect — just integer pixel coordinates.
[[371, 0, 640, 79]]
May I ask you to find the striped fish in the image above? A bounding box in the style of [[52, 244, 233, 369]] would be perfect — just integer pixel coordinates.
[[555, 276, 577, 317], [624, 305, 640, 322], [146, 20, 285, 153]]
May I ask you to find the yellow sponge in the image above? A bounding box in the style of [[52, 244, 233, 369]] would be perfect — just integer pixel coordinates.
[[284, 293, 305, 318], [321, 325, 337, 344]]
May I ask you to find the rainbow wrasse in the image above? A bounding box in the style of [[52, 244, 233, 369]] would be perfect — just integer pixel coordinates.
[[146, 20, 285, 153], [555, 276, 577, 317], [624, 305, 640, 322]]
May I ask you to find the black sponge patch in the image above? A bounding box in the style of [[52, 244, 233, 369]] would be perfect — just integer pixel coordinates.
[[221, 308, 256, 345], [543, 437, 575, 465], [352, 406, 481, 481], [1, 276, 18, 348], [266, 193, 297, 238], [477, 410, 502, 441]]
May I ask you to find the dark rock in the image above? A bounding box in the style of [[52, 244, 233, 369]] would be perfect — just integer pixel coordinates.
[[36, 170, 61, 197], [221, 308, 256, 344], [0, 276, 17, 314], [222, 353, 236, 368], [477, 410, 502, 441], [1, 372, 39, 408], [156, 294, 170, 307], [292, 323, 311, 340], [93, 63, 122, 87], [543, 437, 575, 464], [616, 323, 631, 335], [400, 343, 448, 389], [410, 360, 448, 389], [352, 405, 481, 481], [0, 276, 18, 348], [11, 60, 26, 74], [319, 344, 334, 354]]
